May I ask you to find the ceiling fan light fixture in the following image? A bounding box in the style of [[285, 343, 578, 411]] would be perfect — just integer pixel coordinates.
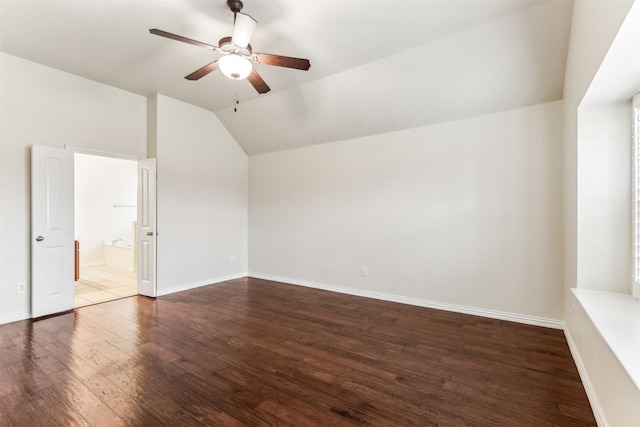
[[219, 54, 252, 80]]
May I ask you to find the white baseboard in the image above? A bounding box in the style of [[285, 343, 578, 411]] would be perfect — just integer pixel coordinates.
[[248, 272, 564, 330], [0, 273, 248, 325], [0, 312, 31, 326], [0, 274, 564, 330], [564, 327, 606, 427], [156, 272, 248, 297]]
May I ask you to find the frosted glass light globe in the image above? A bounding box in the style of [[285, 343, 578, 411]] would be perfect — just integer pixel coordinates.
[[219, 54, 252, 80]]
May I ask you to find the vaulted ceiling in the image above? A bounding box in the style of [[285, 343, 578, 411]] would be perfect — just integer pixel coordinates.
[[0, 0, 573, 155]]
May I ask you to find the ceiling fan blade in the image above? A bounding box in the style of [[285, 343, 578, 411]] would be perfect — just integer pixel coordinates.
[[247, 68, 270, 94], [253, 53, 310, 70], [185, 61, 220, 81], [149, 29, 217, 51], [231, 12, 257, 49]]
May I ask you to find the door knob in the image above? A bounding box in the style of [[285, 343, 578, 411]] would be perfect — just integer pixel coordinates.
[[147, 232, 154, 236], [35, 235, 44, 242]]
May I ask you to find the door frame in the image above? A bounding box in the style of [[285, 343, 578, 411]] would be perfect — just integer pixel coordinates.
[[68, 146, 156, 298], [32, 145, 157, 315]]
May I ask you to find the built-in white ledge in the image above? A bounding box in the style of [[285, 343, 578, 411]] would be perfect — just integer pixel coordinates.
[[572, 288, 640, 391]]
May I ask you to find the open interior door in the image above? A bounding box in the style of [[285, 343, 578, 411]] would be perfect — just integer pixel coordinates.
[[31, 145, 75, 318], [137, 158, 157, 297]]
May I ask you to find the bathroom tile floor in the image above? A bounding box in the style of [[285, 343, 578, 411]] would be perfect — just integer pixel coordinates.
[[74, 265, 137, 308]]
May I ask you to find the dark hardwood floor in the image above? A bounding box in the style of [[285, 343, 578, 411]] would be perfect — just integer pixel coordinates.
[[0, 277, 595, 426]]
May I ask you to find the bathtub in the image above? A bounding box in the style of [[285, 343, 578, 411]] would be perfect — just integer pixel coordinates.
[[104, 239, 135, 271]]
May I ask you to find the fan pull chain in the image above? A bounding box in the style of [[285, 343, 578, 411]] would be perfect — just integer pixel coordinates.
[[234, 81, 239, 112]]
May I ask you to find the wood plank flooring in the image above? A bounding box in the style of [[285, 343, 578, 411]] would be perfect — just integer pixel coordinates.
[[0, 277, 596, 426]]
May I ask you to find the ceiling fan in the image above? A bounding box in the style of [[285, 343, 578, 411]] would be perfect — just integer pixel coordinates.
[[149, 0, 311, 95]]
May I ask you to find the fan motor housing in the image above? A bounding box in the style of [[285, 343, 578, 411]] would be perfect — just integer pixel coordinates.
[[219, 36, 252, 56]]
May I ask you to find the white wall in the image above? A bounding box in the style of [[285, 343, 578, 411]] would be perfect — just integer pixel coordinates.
[[0, 53, 147, 323], [74, 153, 137, 266], [250, 101, 563, 324], [577, 102, 632, 293], [153, 94, 248, 295]]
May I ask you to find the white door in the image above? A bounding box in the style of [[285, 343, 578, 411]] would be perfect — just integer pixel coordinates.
[[137, 158, 157, 297], [31, 145, 75, 318]]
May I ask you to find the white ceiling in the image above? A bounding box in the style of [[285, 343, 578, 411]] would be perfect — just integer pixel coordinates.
[[0, 0, 573, 155]]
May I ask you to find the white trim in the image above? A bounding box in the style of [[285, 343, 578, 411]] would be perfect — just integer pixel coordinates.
[[572, 288, 640, 391], [155, 272, 248, 297], [564, 327, 607, 427], [249, 272, 564, 330], [0, 312, 31, 326], [65, 145, 141, 161], [631, 93, 640, 298]]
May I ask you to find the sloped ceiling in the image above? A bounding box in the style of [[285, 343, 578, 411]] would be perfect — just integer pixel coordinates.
[[0, 0, 573, 155]]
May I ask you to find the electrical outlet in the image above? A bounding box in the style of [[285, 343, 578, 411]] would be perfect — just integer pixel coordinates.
[[361, 267, 368, 277], [17, 282, 26, 294], [230, 256, 236, 263]]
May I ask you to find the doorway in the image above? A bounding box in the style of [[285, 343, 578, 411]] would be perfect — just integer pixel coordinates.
[[32, 145, 157, 318], [73, 153, 138, 307]]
